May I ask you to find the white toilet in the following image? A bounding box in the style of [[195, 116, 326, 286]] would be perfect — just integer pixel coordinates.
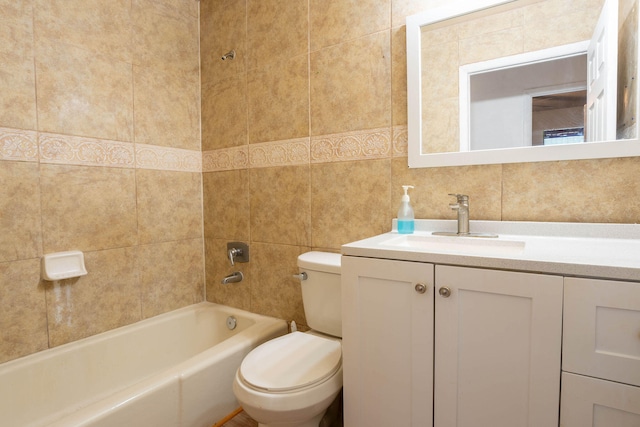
[[232, 251, 343, 427]]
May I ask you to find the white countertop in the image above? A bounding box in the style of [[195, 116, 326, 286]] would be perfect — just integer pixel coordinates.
[[341, 220, 640, 281]]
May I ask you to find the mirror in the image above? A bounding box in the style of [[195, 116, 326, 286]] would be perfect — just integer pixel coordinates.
[[407, 0, 640, 168]]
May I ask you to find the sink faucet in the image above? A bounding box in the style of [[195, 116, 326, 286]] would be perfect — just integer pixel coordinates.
[[432, 194, 498, 238], [448, 193, 469, 235]]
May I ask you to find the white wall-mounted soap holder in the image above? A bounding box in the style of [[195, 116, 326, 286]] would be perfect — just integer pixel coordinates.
[[41, 251, 88, 281]]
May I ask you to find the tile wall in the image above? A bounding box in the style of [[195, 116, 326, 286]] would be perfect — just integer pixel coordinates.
[[200, 0, 640, 331], [0, 0, 203, 363], [3, 0, 640, 364]]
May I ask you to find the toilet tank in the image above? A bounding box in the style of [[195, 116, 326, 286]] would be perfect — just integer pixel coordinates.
[[297, 252, 342, 338]]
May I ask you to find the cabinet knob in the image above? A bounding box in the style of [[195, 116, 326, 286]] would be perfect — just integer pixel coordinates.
[[439, 286, 451, 298], [415, 283, 427, 294]]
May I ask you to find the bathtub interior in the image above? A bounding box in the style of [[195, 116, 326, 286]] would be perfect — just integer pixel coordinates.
[[0, 302, 287, 427]]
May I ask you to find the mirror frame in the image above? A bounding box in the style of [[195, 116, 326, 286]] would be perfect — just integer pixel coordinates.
[[406, 0, 640, 168]]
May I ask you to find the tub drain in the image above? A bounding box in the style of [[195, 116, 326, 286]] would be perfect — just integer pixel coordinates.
[[226, 316, 237, 330]]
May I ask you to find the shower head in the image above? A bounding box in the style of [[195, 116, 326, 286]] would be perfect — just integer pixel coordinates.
[[221, 50, 236, 61]]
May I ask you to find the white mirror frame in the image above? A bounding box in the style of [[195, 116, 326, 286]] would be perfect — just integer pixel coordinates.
[[406, 0, 640, 168]]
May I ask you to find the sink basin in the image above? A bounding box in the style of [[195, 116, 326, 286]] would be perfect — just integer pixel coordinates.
[[382, 234, 526, 255]]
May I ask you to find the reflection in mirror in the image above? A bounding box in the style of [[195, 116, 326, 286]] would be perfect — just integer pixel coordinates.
[[533, 90, 587, 146], [461, 42, 589, 151], [407, 0, 640, 168]]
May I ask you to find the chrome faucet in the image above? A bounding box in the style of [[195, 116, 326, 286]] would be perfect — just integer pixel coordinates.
[[228, 247, 242, 266], [221, 271, 243, 284], [449, 193, 470, 235], [227, 242, 249, 266], [432, 194, 498, 238]]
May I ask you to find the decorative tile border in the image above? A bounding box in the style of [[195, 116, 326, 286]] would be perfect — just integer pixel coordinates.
[[135, 143, 202, 172], [202, 146, 249, 172], [0, 125, 406, 172], [249, 137, 310, 168], [392, 125, 408, 157], [0, 127, 203, 173], [0, 127, 38, 162], [310, 127, 391, 163], [201, 127, 406, 172], [39, 133, 135, 168]]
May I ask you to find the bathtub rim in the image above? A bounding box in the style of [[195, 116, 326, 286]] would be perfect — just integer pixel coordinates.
[[0, 301, 284, 372], [0, 302, 288, 427]]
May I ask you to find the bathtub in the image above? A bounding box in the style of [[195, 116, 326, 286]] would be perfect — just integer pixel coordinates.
[[0, 302, 288, 427]]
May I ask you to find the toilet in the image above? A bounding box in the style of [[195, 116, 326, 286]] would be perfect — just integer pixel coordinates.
[[232, 251, 343, 427]]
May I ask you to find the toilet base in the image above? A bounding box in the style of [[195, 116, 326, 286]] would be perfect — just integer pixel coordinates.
[[254, 390, 343, 427]]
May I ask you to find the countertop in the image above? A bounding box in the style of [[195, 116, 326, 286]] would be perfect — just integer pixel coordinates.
[[341, 220, 640, 281]]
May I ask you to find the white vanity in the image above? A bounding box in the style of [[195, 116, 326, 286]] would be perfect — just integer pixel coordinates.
[[341, 220, 640, 427]]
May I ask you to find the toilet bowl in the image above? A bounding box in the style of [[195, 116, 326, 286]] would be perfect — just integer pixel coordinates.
[[232, 252, 342, 427], [233, 332, 342, 427]]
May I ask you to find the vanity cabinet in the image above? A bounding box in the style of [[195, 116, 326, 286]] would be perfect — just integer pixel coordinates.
[[341, 256, 434, 426], [434, 265, 563, 427], [560, 277, 640, 426], [342, 256, 563, 427]]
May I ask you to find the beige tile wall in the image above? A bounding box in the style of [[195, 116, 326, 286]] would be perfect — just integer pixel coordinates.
[[201, 0, 640, 332], [3, 0, 640, 364], [0, 0, 203, 363]]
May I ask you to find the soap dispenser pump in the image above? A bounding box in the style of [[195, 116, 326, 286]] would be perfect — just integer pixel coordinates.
[[397, 185, 415, 234]]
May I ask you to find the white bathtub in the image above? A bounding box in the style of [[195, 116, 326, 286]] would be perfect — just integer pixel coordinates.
[[0, 302, 287, 427]]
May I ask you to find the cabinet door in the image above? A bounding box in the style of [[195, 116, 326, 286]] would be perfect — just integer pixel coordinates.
[[563, 277, 640, 387], [434, 266, 563, 427], [561, 372, 640, 426], [342, 256, 434, 427]]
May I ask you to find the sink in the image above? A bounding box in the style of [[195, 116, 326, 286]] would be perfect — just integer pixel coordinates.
[[382, 234, 526, 255], [341, 220, 640, 281]]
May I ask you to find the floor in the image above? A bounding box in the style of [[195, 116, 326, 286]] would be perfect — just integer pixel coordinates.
[[217, 392, 343, 427], [219, 410, 258, 427]]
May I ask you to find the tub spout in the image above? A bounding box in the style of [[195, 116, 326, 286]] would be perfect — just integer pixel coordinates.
[[221, 271, 243, 284]]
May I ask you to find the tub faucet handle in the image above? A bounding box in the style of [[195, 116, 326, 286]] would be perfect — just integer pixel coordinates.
[[226, 242, 249, 266], [228, 248, 242, 266]]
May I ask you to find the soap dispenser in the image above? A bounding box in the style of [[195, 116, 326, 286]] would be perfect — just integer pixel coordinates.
[[397, 185, 415, 234]]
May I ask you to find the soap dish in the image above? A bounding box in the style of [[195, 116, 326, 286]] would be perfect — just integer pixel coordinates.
[[41, 251, 88, 281]]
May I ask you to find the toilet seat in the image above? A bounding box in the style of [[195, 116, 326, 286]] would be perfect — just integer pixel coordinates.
[[238, 332, 342, 393]]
